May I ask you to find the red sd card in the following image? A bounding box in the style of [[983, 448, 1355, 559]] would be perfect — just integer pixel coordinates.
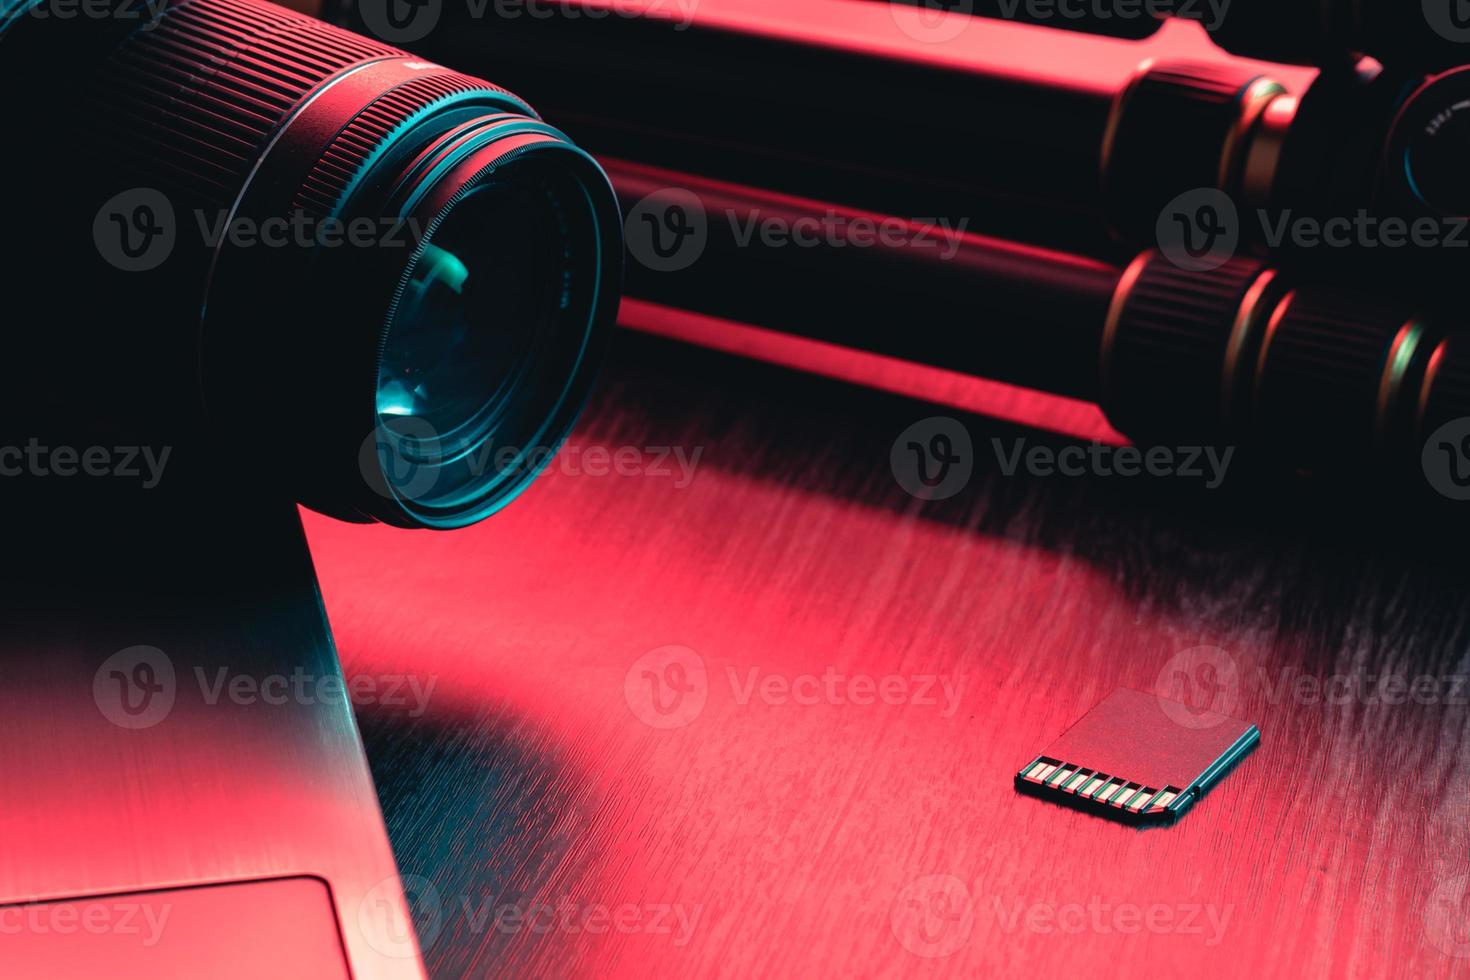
[[1015, 688, 1259, 825]]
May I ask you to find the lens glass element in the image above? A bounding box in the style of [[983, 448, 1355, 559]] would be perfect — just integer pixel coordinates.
[[374, 163, 596, 522], [378, 183, 544, 453]]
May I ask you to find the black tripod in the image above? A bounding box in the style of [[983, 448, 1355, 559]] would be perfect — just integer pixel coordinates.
[[328, 0, 1470, 503]]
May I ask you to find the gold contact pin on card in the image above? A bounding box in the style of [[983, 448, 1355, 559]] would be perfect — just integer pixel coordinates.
[[1014, 689, 1261, 825]]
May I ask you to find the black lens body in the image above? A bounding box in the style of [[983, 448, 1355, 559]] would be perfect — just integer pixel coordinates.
[[0, 0, 622, 528]]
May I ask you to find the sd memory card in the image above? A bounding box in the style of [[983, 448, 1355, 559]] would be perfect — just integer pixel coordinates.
[[1015, 688, 1259, 825]]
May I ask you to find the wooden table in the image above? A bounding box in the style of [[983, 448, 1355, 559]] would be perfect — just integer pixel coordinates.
[[306, 329, 1470, 979]]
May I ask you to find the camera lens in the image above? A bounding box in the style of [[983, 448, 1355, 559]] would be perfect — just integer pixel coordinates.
[[1384, 68, 1470, 221], [0, 0, 622, 528], [377, 188, 542, 448], [373, 159, 607, 524]]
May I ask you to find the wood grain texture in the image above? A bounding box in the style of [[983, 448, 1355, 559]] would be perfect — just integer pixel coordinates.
[[305, 332, 1470, 979]]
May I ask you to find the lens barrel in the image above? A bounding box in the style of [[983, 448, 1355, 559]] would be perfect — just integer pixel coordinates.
[[0, 0, 622, 528]]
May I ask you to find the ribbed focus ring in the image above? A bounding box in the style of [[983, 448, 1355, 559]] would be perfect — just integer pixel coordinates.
[[1105, 62, 1279, 243], [86, 0, 398, 210], [1253, 289, 1417, 460], [294, 71, 526, 220], [1102, 252, 1266, 442]]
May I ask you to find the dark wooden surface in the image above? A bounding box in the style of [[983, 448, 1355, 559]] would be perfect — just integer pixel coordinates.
[[306, 331, 1470, 979]]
